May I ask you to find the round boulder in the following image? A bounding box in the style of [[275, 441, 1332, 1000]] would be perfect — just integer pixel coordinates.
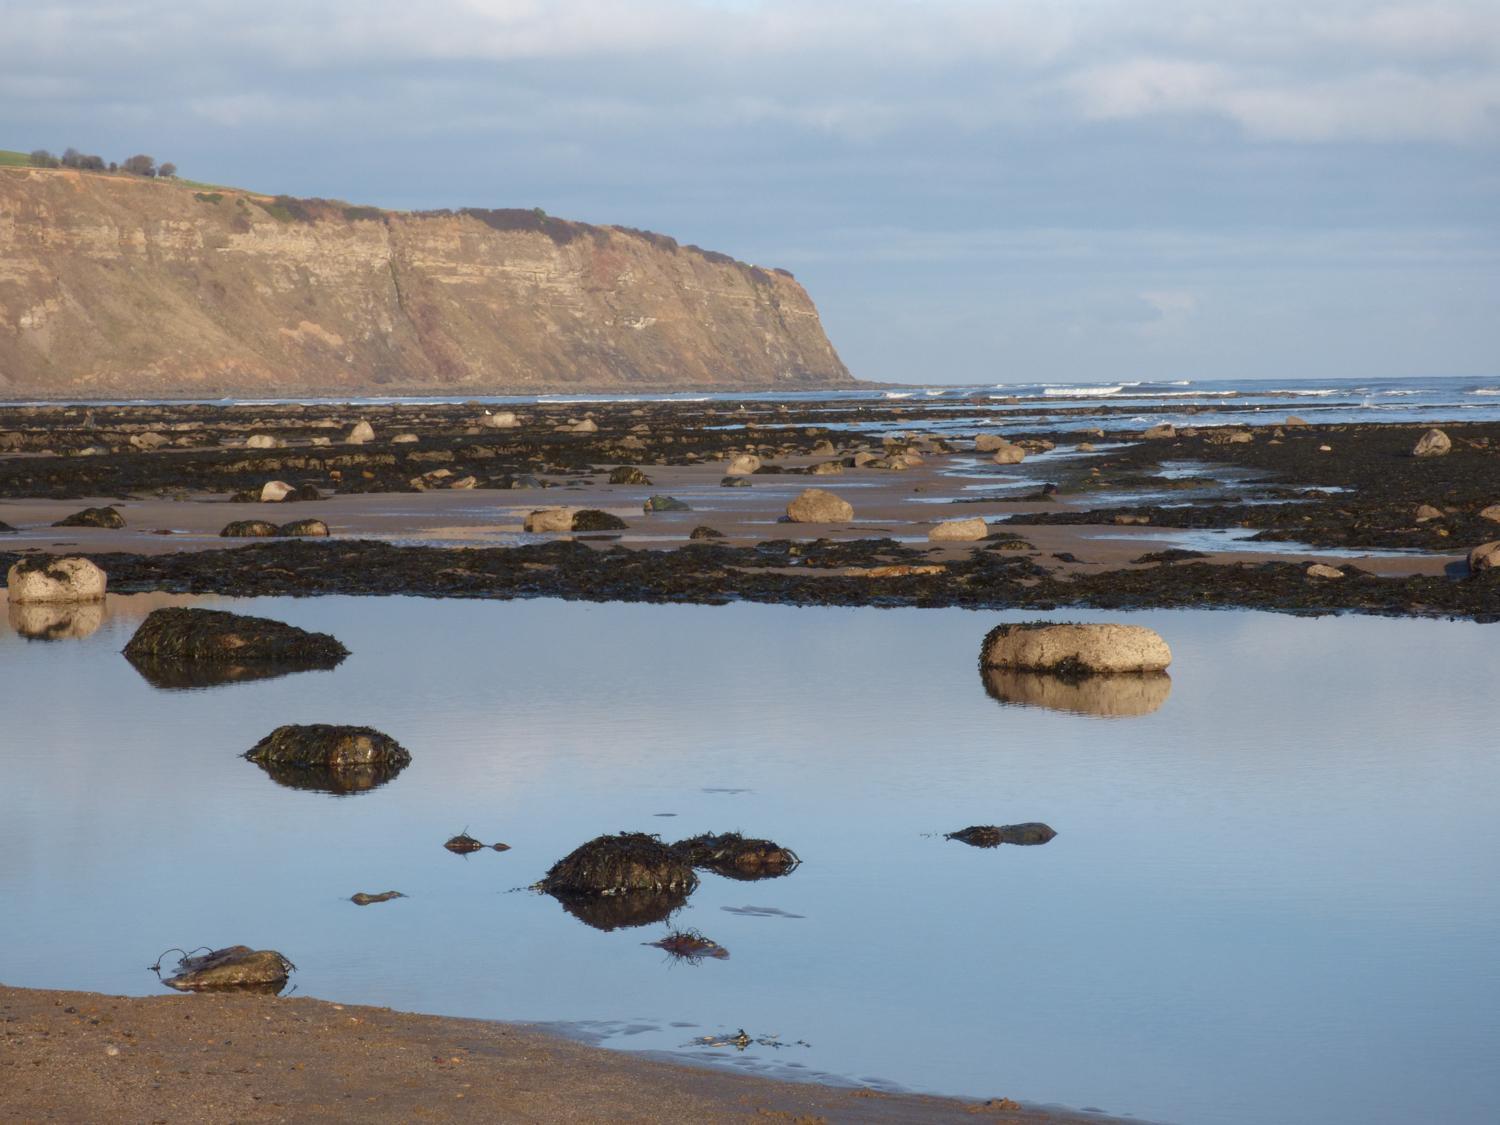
[[1469, 541, 1500, 574], [1306, 563, 1345, 579], [725, 453, 761, 476], [929, 517, 988, 542], [220, 520, 279, 538], [346, 420, 376, 444], [278, 518, 330, 537], [786, 488, 853, 523], [52, 506, 125, 529], [259, 480, 294, 502], [538, 832, 698, 897], [1412, 428, 1451, 457], [245, 724, 410, 769], [481, 411, 520, 429], [1478, 504, 1500, 524], [982, 621, 1172, 675], [6, 556, 107, 604], [990, 443, 1026, 465], [245, 434, 283, 449]]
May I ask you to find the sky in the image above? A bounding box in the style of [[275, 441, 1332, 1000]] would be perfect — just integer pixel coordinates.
[[1, 0, 1497, 385]]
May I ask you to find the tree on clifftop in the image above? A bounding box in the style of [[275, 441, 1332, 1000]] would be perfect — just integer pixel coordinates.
[[28, 150, 60, 168], [158, 162, 177, 178], [121, 154, 156, 177]]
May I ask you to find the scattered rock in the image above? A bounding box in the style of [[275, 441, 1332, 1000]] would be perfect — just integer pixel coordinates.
[[245, 724, 410, 770], [537, 832, 698, 897], [809, 460, 844, 475], [973, 434, 1008, 452], [1479, 504, 1500, 523], [571, 509, 628, 532], [162, 946, 295, 993], [786, 488, 853, 523], [847, 564, 946, 578], [260, 480, 294, 502], [220, 519, 280, 538], [570, 418, 598, 434], [981, 621, 1172, 674], [346, 420, 376, 444], [608, 466, 652, 485], [725, 453, 761, 476], [647, 930, 729, 962], [1113, 513, 1151, 525], [644, 495, 691, 512], [6, 556, 107, 604], [391, 432, 419, 444], [524, 507, 578, 532], [1414, 504, 1445, 523], [672, 833, 800, 880], [481, 411, 520, 429], [278, 518, 330, 537], [52, 505, 125, 529], [1412, 428, 1451, 457], [351, 891, 405, 906], [946, 823, 1057, 848], [929, 517, 988, 542], [245, 434, 283, 449], [719, 476, 750, 488], [1306, 564, 1345, 579], [689, 525, 724, 540], [129, 431, 169, 450], [444, 833, 486, 854], [989, 443, 1026, 465], [1286, 415, 1309, 427], [1143, 423, 1177, 440], [1469, 541, 1500, 574], [124, 607, 348, 668]]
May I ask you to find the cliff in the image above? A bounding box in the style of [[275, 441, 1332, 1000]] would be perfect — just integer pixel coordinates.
[[0, 167, 852, 396]]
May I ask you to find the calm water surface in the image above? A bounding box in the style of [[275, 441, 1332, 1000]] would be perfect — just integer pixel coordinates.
[[2, 594, 1496, 1125]]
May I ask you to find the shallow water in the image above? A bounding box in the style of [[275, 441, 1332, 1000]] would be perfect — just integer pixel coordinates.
[[2, 594, 1497, 1125]]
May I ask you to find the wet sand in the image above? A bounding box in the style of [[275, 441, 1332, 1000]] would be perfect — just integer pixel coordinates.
[[0, 984, 1124, 1124]]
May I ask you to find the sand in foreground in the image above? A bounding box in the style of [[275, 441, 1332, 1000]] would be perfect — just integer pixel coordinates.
[[0, 984, 1129, 1124]]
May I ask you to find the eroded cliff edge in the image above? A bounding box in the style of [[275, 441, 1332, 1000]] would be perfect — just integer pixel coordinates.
[[0, 168, 852, 395]]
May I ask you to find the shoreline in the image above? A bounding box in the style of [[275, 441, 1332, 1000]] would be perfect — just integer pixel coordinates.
[[0, 983, 1130, 1124]]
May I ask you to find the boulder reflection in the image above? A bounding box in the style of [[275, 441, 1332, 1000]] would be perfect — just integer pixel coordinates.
[[982, 666, 1171, 717], [125, 655, 340, 690], [8, 600, 105, 640], [245, 759, 408, 796], [545, 888, 691, 932]]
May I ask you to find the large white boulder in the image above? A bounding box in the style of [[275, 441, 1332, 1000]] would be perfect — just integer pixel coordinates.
[[346, 420, 376, 445], [929, 517, 989, 542], [990, 443, 1026, 465], [1412, 428, 1451, 457], [982, 622, 1172, 674], [7, 556, 108, 604], [259, 480, 294, 502], [524, 507, 579, 533], [1469, 541, 1500, 573], [245, 434, 282, 449], [786, 488, 854, 523]]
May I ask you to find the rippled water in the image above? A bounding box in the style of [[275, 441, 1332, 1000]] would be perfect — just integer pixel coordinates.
[[2, 594, 1497, 1125]]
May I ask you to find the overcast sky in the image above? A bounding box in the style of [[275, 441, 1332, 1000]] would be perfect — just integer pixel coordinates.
[[3, 0, 1496, 384]]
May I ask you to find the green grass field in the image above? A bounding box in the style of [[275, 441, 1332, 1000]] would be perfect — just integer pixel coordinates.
[[0, 149, 33, 166]]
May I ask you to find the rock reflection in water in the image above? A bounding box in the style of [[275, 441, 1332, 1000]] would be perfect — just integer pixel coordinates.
[[981, 667, 1171, 717], [546, 888, 692, 932], [125, 655, 339, 690], [7, 600, 105, 641], [244, 759, 409, 796]]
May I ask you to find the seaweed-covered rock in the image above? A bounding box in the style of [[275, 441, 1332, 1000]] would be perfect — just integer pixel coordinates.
[[946, 823, 1057, 848], [350, 891, 405, 906], [6, 556, 107, 604], [690, 525, 724, 540], [52, 506, 125, 529], [981, 622, 1171, 675], [608, 466, 652, 485], [720, 476, 750, 488], [786, 488, 853, 523], [162, 946, 295, 992], [672, 833, 800, 880], [245, 724, 409, 769], [125, 608, 348, 667], [644, 495, 691, 513], [571, 509, 628, 532], [538, 832, 698, 897], [444, 833, 485, 854], [278, 518, 330, 537], [982, 667, 1170, 718], [220, 520, 280, 538]]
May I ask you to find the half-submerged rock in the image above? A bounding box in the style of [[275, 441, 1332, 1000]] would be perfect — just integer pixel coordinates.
[[981, 621, 1171, 675], [981, 667, 1171, 718], [351, 891, 405, 906], [946, 823, 1057, 848], [6, 556, 107, 604], [243, 724, 411, 795], [161, 946, 295, 993], [52, 505, 125, 529], [538, 832, 698, 898], [672, 833, 801, 880]]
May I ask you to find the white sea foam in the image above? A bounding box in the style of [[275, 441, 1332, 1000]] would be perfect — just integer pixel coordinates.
[[1044, 385, 1124, 397]]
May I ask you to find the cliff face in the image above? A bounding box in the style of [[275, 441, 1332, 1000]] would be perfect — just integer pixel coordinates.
[[0, 168, 852, 395]]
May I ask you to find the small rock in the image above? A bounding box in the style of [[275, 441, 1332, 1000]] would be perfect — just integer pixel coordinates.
[[571, 509, 628, 531], [1143, 423, 1177, 440], [391, 433, 419, 443], [481, 411, 520, 429], [220, 520, 280, 538], [525, 507, 578, 532], [725, 453, 761, 476], [644, 495, 691, 512], [608, 466, 652, 485], [786, 488, 853, 523], [1306, 563, 1345, 579], [1414, 504, 1444, 523], [1477, 504, 1500, 524], [260, 480, 294, 502], [929, 517, 988, 542], [245, 434, 283, 449], [278, 518, 330, 537], [52, 506, 125, 529], [346, 420, 376, 444], [689, 525, 724, 540], [990, 443, 1026, 465], [809, 460, 844, 475], [946, 823, 1057, 848], [351, 891, 405, 906], [1286, 415, 1309, 427], [162, 946, 294, 992]]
